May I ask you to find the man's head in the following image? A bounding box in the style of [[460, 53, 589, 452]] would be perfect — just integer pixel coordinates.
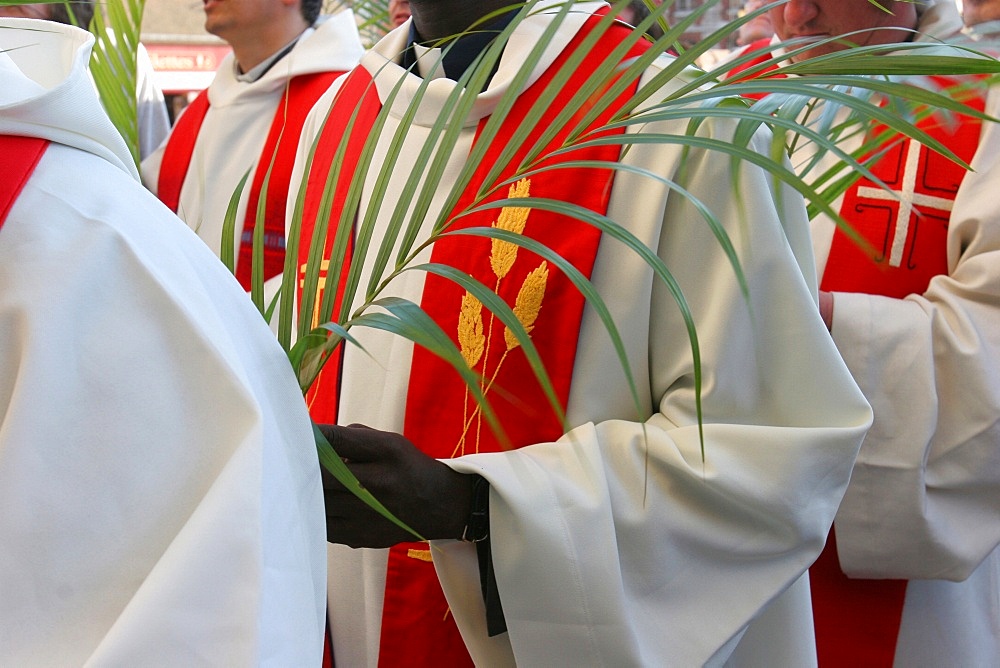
[[203, 0, 317, 40], [962, 0, 1000, 27], [769, 0, 919, 62], [0, 1, 95, 27]]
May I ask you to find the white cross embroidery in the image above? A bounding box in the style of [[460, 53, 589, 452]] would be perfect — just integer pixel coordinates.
[[855, 139, 955, 267]]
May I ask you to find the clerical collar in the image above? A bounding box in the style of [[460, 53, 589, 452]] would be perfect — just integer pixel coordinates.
[[235, 32, 304, 83], [399, 11, 516, 85]]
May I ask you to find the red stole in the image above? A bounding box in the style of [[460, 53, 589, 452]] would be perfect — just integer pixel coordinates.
[[812, 77, 987, 666], [296, 68, 381, 426], [298, 14, 647, 665], [156, 71, 341, 289], [1, 135, 49, 230]]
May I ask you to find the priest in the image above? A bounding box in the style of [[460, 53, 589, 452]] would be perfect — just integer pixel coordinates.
[[731, 0, 1000, 664], [289, 1, 875, 664], [0, 18, 326, 665], [141, 0, 363, 289]]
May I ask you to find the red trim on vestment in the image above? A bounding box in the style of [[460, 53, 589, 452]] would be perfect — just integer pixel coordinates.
[[724, 37, 778, 101], [296, 68, 381, 426], [820, 75, 986, 298], [157, 89, 209, 214], [810, 528, 908, 666], [235, 71, 341, 289], [382, 15, 648, 667], [0, 135, 49, 230]]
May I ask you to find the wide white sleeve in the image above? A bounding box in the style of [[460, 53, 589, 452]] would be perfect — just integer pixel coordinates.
[[828, 87, 1000, 581], [0, 145, 325, 667], [438, 120, 872, 665]]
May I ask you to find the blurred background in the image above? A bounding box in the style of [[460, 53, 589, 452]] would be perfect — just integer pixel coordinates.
[[140, 0, 749, 122]]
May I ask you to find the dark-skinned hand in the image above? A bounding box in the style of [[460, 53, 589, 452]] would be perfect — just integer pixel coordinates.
[[318, 423, 475, 548]]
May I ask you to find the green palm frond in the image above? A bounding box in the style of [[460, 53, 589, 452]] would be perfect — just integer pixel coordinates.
[[35, 0, 990, 530], [88, 0, 144, 168], [328, 0, 392, 46], [259, 1, 1000, 506]]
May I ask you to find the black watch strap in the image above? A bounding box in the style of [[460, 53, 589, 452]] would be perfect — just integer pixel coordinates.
[[461, 474, 490, 543]]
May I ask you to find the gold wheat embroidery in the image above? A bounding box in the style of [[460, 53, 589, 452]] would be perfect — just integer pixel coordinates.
[[504, 262, 548, 351], [299, 259, 331, 330], [458, 292, 485, 369], [453, 179, 548, 457], [406, 547, 433, 562], [489, 178, 532, 279]]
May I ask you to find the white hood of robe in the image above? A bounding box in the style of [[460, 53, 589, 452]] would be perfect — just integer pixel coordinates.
[[0, 18, 138, 180]]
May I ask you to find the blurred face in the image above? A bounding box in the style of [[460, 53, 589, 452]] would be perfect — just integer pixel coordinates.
[[963, 0, 1000, 27], [738, 4, 774, 45], [388, 0, 410, 27], [203, 0, 287, 40], [769, 0, 918, 62], [0, 4, 52, 19]]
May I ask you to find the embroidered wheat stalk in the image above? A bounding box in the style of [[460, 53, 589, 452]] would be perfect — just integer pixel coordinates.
[[489, 178, 532, 281], [454, 262, 550, 457], [456, 291, 486, 457], [504, 262, 548, 351], [453, 177, 539, 457], [458, 291, 485, 369]]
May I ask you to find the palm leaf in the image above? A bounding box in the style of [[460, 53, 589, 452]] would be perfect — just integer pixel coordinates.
[[281, 0, 997, 436], [206, 0, 1000, 529], [328, 0, 392, 46], [88, 0, 144, 169]]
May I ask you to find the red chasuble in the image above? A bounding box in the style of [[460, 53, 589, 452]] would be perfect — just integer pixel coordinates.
[[1, 135, 49, 231], [820, 76, 987, 297], [156, 71, 341, 289], [298, 14, 648, 665]]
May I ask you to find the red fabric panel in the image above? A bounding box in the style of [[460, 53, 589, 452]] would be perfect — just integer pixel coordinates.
[[156, 89, 209, 213], [296, 69, 381, 426], [235, 71, 343, 289], [0, 135, 49, 228], [814, 76, 987, 665]]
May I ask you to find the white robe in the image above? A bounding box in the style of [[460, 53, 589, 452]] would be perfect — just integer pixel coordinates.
[[790, 0, 1000, 664], [141, 11, 364, 267], [0, 19, 326, 666], [289, 4, 873, 665]]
